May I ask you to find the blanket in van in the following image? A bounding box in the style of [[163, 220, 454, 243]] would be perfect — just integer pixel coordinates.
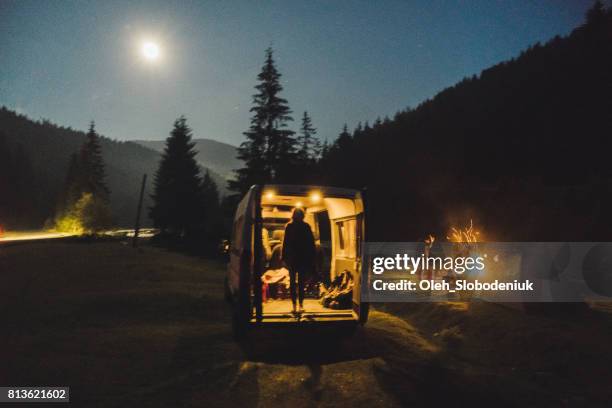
[[320, 270, 354, 310], [262, 267, 290, 287]]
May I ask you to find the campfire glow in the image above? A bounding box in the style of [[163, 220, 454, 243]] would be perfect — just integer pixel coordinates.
[[447, 219, 481, 243]]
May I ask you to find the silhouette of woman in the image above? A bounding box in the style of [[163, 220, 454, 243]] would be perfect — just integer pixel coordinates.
[[282, 207, 316, 314]]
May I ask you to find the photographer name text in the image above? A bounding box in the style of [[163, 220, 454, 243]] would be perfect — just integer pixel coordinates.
[[372, 279, 534, 292]]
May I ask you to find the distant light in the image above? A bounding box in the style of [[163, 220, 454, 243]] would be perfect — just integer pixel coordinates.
[[309, 192, 322, 204], [295, 201, 303, 208], [264, 191, 275, 201], [142, 41, 160, 60]]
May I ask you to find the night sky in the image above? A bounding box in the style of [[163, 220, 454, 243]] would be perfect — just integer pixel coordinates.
[[0, 0, 595, 146]]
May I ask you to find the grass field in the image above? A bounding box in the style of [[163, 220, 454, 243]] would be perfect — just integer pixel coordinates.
[[1, 241, 611, 407]]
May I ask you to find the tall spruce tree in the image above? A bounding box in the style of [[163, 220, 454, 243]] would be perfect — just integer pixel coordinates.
[[297, 111, 321, 162], [80, 121, 110, 202], [55, 121, 112, 232], [230, 48, 296, 194], [150, 116, 204, 237]]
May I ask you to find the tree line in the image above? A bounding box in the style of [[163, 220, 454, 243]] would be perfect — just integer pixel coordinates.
[[0, 106, 173, 229], [149, 116, 222, 252], [50, 116, 222, 252]]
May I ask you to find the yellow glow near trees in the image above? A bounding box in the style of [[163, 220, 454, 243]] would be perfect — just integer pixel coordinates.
[[54, 192, 112, 234]]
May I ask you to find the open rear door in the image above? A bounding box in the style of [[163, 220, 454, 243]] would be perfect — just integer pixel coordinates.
[[251, 186, 264, 322], [231, 188, 256, 336], [353, 194, 369, 324]]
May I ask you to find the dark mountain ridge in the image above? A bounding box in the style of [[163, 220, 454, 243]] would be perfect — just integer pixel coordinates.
[[0, 107, 226, 228], [318, 7, 612, 241]]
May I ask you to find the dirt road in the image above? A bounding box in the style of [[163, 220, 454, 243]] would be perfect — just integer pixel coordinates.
[[1, 241, 611, 407]]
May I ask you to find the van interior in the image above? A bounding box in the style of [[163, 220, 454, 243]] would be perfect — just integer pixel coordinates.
[[258, 188, 362, 322]]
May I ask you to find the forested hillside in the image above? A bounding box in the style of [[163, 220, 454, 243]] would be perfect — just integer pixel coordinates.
[[0, 108, 223, 228], [317, 6, 612, 241]]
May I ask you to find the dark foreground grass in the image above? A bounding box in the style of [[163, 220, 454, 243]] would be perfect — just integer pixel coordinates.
[[1, 241, 611, 407]]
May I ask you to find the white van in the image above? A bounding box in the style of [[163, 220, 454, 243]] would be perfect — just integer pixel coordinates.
[[226, 184, 369, 335]]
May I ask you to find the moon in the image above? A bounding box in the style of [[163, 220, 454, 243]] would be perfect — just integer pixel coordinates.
[[141, 41, 160, 61]]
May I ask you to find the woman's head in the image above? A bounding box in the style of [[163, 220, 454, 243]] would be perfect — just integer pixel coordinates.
[[292, 207, 305, 222]]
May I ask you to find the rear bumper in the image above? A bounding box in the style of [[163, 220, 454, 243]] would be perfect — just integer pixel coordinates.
[[250, 311, 358, 325]]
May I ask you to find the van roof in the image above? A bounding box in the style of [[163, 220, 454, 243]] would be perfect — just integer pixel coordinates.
[[260, 184, 361, 199]]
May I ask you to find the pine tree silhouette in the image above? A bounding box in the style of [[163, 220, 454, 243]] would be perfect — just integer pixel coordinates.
[[150, 116, 204, 237], [297, 111, 321, 162], [230, 48, 296, 194], [80, 121, 110, 202], [55, 121, 112, 232], [336, 124, 352, 150]]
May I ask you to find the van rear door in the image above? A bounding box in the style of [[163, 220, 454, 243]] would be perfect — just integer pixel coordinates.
[[251, 186, 264, 321], [353, 197, 369, 324], [231, 188, 257, 329]]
